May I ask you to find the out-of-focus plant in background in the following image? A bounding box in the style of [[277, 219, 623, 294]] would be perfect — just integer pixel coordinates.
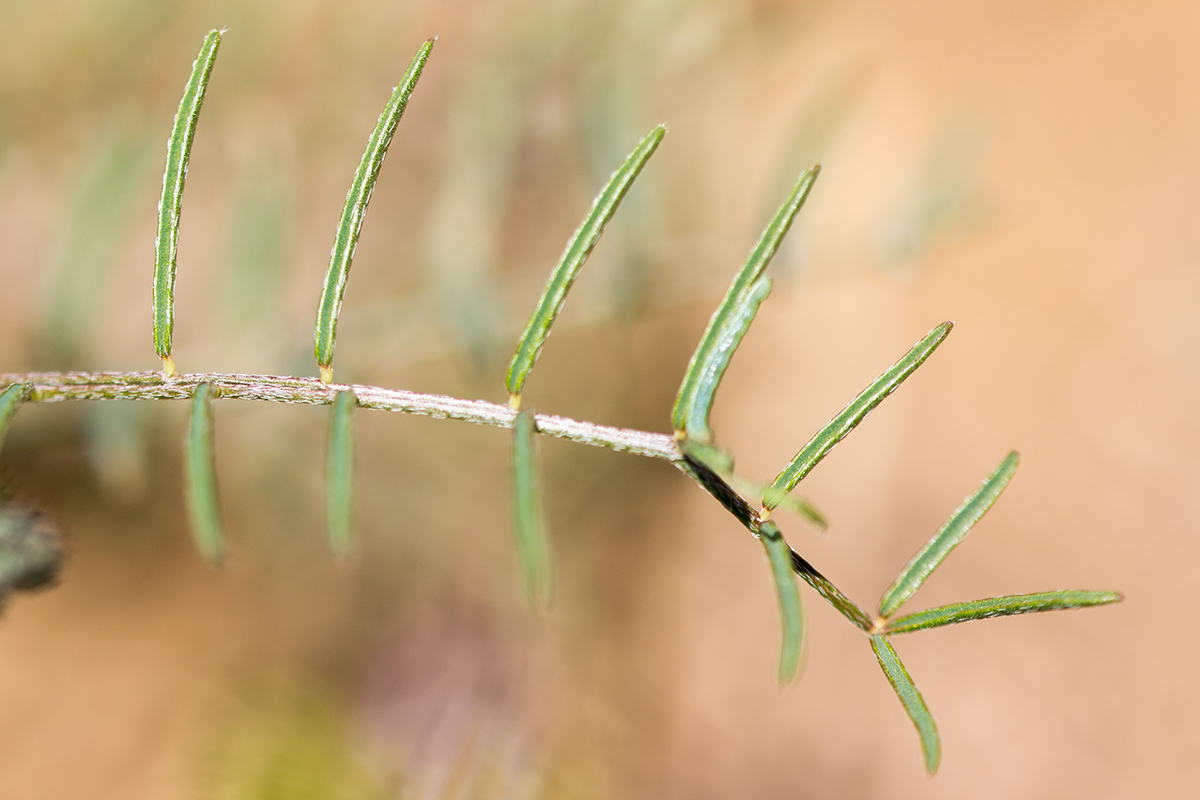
[[1, 0, 1196, 797]]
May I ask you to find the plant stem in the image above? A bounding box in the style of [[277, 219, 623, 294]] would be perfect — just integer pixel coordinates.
[[0, 370, 680, 460], [1, 369, 868, 614]]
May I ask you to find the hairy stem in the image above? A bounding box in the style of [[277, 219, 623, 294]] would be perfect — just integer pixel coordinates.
[[0, 370, 679, 460]]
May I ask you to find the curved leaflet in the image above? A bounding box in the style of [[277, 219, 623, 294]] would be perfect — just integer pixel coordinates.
[[766, 321, 952, 510], [672, 166, 819, 437], [315, 39, 435, 383], [879, 450, 1018, 618], [505, 125, 666, 401], [678, 275, 773, 447], [154, 29, 222, 375]]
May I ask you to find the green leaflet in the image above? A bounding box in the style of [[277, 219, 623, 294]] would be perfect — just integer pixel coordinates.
[[505, 124, 666, 400], [766, 321, 952, 509], [678, 275, 772, 447], [185, 383, 226, 564], [511, 409, 551, 606], [879, 450, 1019, 618], [154, 29, 222, 373], [871, 634, 940, 774], [672, 166, 819, 438], [326, 391, 357, 558], [885, 589, 1123, 635], [0, 383, 29, 458], [760, 521, 804, 683], [314, 39, 435, 383]]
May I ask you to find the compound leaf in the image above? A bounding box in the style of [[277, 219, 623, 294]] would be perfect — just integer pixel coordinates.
[[506, 124, 666, 400]]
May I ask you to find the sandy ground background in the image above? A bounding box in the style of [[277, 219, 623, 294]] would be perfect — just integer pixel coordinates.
[[0, 1, 1196, 797]]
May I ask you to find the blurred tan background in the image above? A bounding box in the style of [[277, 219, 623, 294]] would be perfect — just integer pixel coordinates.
[[0, 0, 1195, 796]]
